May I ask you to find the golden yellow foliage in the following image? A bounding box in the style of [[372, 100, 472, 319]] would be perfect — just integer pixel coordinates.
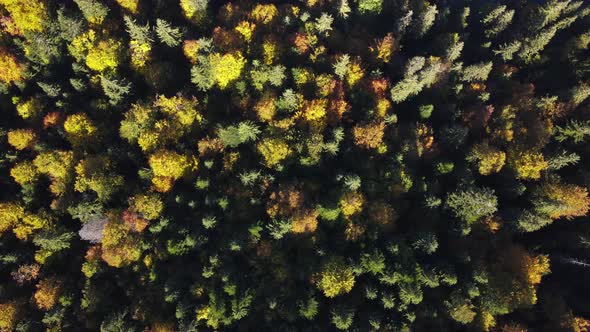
[[291, 209, 319, 234], [209, 52, 246, 89], [257, 138, 292, 167], [339, 192, 364, 216], [254, 94, 276, 122], [129, 40, 151, 69], [0, 0, 47, 33], [154, 95, 201, 126], [352, 122, 385, 149], [536, 181, 590, 220], [152, 176, 174, 193], [301, 99, 327, 122], [34, 277, 62, 311], [115, 0, 139, 13], [0, 302, 18, 332], [101, 215, 143, 267], [130, 193, 163, 220], [7, 129, 37, 150], [149, 150, 191, 180], [235, 21, 256, 43], [180, 0, 205, 21], [0, 202, 24, 235], [262, 38, 278, 65], [64, 113, 98, 146], [15, 98, 42, 120], [371, 33, 396, 63], [33, 151, 75, 195], [182, 40, 199, 64], [346, 62, 364, 87], [469, 143, 506, 175], [317, 257, 356, 298], [86, 39, 121, 72], [508, 148, 548, 180], [250, 4, 278, 25], [74, 157, 124, 201], [10, 161, 39, 186], [0, 50, 23, 84], [13, 213, 48, 240]]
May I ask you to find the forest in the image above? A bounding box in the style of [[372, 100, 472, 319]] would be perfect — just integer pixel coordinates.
[[1, 0, 590, 331]]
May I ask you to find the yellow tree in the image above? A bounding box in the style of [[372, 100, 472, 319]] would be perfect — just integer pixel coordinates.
[[507, 148, 548, 180], [0, 302, 18, 331], [534, 181, 590, 219], [64, 113, 98, 147], [0, 202, 24, 235], [468, 143, 506, 175], [10, 161, 38, 186], [209, 52, 246, 89], [101, 213, 143, 267], [130, 193, 163, 220], [0, 50, 24, 84], [317, 257, 356, 298], [148, 150, 194, 192], [34, 277, 62, 311], [75, 156, 124, 201], [33, 151, 75, 196], [257, 138, 292, 168], [13, 212, 49, 240], [339, 191, 365, 217], [352, 122, 385, 149], [0, 0, 47, 33], [115, 0, 139, 13], [69, 30, 121, 72], [7, 129, 37, 150]]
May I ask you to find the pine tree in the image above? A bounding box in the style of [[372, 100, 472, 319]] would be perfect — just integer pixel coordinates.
[[156, 19, 183, 47], [100, 75, 132, 105]]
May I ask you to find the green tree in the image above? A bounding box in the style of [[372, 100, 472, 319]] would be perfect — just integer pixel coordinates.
[[446, 187, 498, 224]]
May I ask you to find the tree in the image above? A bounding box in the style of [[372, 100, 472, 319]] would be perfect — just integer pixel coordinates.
[[217, 122, 260, 148], [33, 151, 75, 196], [74, 0, 109, 25], [0, 202, 24, 235], [100, 75, 132, 105], [64, 113, 98, 147], [360, 250, 386, 275], [101, 214, 143, 267], [156, 19, 182, 47], [7, 129, 37, 150], [0, 302, 18, 331], [507, 148, 548, 180], [339, 191, 364, 217], [116, 0, 139, 14], [148, 150, 194, 192], [257, 138, 291, 168], [209, 52, 246, 89], [130, 193, 163, 220], [467, 143, 506, 175], [0, 0, 47, 33], [330, 305, 354, 330], [533, 180, 590, 219], [461, 62, 493, 82], [180, 0, 208, 22], [352, 122, 385, 149], [554, 120, 590, 143], [34, 277, 62, 311], [298, 296, 319, 320], [74, 156, 124, 201], [0, 50, 23, 84], [10, 161, 39, 186], [446, 187, 498, 224], [317, 257, 356, 298], [357, 0, 383, 15]]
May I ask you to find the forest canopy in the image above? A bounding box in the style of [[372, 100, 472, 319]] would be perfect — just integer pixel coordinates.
[[1, 0, 590, 331]]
